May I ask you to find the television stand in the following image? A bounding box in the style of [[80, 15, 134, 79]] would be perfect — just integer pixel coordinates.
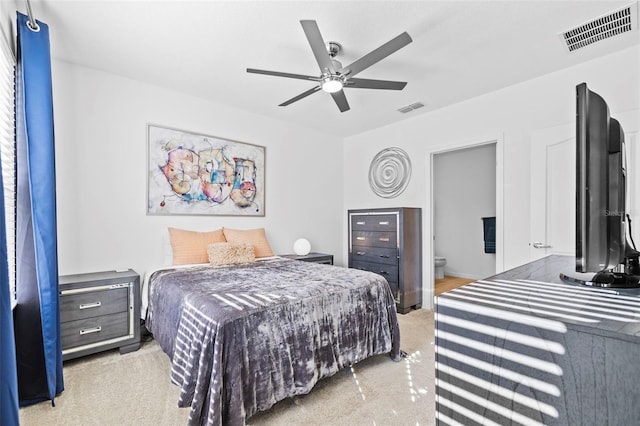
[[560, 270, 640, 288], [436, 254, 640, 425]]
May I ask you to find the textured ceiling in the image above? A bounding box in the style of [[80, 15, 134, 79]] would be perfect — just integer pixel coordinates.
[[20, 0, 640, 137]]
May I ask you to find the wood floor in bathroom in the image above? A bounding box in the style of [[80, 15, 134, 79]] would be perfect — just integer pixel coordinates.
[[435, 276, 475, 295]]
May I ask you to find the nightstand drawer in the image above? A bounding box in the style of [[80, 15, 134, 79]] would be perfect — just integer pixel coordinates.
[[61, 312, 129, 350], [60, 287, 129, 323]]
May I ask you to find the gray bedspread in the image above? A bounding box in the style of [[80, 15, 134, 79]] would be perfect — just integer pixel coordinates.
[[146, 258, 400, 425]]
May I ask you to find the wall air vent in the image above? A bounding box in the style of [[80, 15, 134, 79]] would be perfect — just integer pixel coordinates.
[[561, 2, 638, 52], [397, 102, 425, 114]]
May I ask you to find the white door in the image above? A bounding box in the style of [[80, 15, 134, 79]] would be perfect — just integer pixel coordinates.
[[530, 125, 575, 261], [530, 111, 640, 262]]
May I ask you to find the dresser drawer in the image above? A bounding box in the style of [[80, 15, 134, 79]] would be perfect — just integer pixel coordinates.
[[60, 287, 129, 323], [352, 231, 397, 248], [351, 214, 397, 231], [61, 312, 129, 350], [350, 259, 399, 282], [350, 246, 398, 265], [385, 280, 399, 304]]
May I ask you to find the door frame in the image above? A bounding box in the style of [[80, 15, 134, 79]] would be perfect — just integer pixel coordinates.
[[529, 124, 575, 260], [529, 109, 640, 263], [425, 134, 504, 308]]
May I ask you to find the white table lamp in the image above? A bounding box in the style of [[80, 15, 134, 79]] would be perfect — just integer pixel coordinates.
[[293, 238, 311, 256]]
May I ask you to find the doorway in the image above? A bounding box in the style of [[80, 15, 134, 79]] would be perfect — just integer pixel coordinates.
[[427, 138, 503, 304]]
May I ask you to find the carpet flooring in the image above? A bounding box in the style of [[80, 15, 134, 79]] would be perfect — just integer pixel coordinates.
[[19, 309, 435, 426]]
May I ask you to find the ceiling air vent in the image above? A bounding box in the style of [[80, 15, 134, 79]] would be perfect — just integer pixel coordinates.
[[561, 3, 638, 52], [397, 102, 425, 114]]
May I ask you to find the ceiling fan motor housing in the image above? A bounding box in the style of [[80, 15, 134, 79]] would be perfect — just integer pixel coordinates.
[[326, 41, 342, 58]]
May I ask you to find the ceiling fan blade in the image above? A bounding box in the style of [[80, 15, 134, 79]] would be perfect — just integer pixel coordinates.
[[346, 78, 407, 90], [331, 90, 350, 112], [340, 32, 412, 78], [279, 86, 322, 106], [247, 68, 319, 82], [300, 20, 335, 74]]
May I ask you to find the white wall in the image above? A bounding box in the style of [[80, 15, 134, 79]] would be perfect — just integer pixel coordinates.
[[434, 143, 496, 280], [343, 46, 640, 309], [52, 60, 344, 278]]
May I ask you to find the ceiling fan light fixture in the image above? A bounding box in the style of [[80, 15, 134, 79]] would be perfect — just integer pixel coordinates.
[[321, 75, 343, 93], [247, 20, 412, 112]]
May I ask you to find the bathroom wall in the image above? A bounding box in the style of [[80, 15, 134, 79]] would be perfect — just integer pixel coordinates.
[[433, 143, 496, 279]]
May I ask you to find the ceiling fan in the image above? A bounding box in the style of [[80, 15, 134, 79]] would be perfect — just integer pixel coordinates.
[[247, 20, 412, 113]]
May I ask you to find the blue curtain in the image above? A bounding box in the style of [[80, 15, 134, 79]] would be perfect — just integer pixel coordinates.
[[14, 11, 63, 406], [0, 141, 19, 424]]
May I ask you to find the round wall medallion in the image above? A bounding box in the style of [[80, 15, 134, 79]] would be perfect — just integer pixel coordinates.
[[368, 147, 412, 198]]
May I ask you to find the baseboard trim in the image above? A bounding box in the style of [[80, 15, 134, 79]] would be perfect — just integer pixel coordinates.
[[444, 272, 484, 280]]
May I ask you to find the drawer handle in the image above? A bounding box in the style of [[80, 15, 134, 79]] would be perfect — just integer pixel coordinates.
[[356, 221, 365, 225], [379, 255, 390, 258], [379, 237, 390, 242], [79, 301, 102, 310], [80, 326, 102, 335], [356, 237, 366, 241], [356, 251, 366, 256], [379, 221, 390, 225], [379, 271, 389, 275]]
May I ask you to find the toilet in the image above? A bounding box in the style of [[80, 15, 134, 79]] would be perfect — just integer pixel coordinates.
[[434, 256, 447, 279]]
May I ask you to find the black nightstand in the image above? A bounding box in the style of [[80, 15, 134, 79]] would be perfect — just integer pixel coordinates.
[[281, 252, 334, 265]]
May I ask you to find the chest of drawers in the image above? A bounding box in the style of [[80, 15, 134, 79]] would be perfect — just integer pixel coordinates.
[[59, 269, 141, 361], [348, 208, 422, 313]]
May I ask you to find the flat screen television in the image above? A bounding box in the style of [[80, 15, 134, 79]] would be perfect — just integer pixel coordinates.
[[560, 82, 640, 288]]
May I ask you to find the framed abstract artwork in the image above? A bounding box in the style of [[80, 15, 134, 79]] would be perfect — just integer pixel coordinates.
[[147, 124, 265, 216]]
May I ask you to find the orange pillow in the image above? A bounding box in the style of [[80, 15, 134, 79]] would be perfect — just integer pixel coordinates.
[[168, 227, 226, 265], [222, 227, 274, 258]]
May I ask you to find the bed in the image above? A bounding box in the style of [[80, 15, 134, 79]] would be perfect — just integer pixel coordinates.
[[145, 256, 401, 425]]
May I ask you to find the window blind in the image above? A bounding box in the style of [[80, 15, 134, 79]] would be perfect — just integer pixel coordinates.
[[0, 35, 16, 305]]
